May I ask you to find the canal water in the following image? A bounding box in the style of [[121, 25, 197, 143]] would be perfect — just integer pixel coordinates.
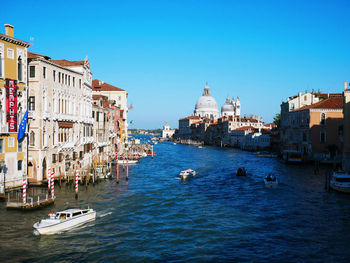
[[1, 141, 350, 262]]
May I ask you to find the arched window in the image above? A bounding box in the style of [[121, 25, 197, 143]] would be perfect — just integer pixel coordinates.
[[30, 131, 35, 146], [18, 56, 23, 81]]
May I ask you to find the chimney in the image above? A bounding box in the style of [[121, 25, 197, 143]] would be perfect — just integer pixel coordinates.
[[345, 81, 348, 91], [4, 24, 14, 37]]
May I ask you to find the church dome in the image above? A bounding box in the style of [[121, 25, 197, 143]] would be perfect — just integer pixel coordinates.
[[195, 96, 218, 111], [221, 96, 234, 114], [194, 84, 219, 119]]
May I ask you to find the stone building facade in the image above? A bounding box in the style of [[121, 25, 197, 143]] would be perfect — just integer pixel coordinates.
[[27, 52, 93, 182]]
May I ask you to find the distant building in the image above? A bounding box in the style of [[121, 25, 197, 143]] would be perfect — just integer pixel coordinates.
[[280, 92, 343, 162], [92, 79, 128, 136], [161, 121, 175, 139]]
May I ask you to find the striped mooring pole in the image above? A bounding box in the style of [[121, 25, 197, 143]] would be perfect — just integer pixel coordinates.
[[116, 152, 119, 184], [22, 176, 27, 204], [126, 150, 129, 180], [75, 170, 79, 199], [47, 167, 51, 191], [51, 171, 55, 198]]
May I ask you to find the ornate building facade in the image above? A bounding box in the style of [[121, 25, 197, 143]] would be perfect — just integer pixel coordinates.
[[0, 24, 31, 192], [27, 52, 93, 183]]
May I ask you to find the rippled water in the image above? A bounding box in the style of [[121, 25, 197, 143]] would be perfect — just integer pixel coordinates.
[[1, 141, 350, 262]]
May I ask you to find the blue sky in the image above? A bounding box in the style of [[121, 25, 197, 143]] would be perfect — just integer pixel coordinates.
[[1, 0, 350, 129]]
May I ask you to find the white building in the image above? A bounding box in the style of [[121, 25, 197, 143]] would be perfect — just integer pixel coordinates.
[[161, 121, 175, 138], [27, 52, 93, 182]]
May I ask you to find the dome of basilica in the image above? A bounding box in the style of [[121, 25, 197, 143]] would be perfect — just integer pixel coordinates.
[[194, 84, 219, 120], [221, 96, 234, 114]]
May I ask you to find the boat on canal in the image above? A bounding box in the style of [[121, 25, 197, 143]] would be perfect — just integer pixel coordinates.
[[116, 159, 138, 165], [330, 171, 350, 193], [179, 169, 196, 180], [264, 174, 278, 188], [33, 208, 96, 235]]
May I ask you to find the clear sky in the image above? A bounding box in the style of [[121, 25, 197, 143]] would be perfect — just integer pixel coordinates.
[[1, 0, 350, 129]]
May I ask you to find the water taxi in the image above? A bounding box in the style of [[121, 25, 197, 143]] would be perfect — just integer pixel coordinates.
[[330, 171, 350, 193], [264, 174, 278, 188], [116, 159, 138, 164], [33, 208, 96, 235], [179, 169, 196, 180]]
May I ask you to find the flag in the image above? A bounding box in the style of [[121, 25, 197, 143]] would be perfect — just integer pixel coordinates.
[[17, 109, 28, 141], [130, 120, 133, 124], [129, 104, 133, 110]]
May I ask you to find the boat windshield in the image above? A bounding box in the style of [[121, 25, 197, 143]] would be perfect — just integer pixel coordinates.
[[335, 177, 350, 183], [59, 213, 67, 220]]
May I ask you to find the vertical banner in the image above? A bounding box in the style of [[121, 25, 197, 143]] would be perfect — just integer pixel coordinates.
[[5, 79, 18, 132]]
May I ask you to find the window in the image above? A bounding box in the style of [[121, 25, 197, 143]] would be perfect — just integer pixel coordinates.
[[17, 160, 23, 171], [29, 66, 35, 78], [320, 113, 326, 125], [18, 141, 22, 152], [43, 67, 46, 79], [79, 79, 81, 89], [18, 56, 23, 81], [92, 111, 95, 118], [96, 112, 99, 121], [0, 139, 3, 153], [53, 70, 56, 81], [29, 96, 35, 111], [304, 96, 307, 101], [30, 131, 35, 146], [320, 131, 326, 143], [73, 77, 75, 87], [58, 72, 61, 83]]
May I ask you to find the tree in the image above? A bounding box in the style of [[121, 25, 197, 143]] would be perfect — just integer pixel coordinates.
[[273, 113, 281, 128]]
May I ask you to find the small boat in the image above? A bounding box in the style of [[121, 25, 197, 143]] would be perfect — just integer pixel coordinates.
[[33, 208, 96, 235], [173, 143, 177, 145], [236, 167, 247, 176], [330, 171, 350, 193], [116, 159, 138, 164], [179, 169, 196, 180], [264, 174, 278, 188], [147, 151, 156, 156], [198, 146, 203, 149]]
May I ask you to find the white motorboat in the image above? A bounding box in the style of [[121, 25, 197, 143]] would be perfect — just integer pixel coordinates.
[[330, 171, 350, 193], [116, 159, 138, 165], [33, 208, 96, 235], [173, 143, 177, 145], [264, 174, 278, 188], [179, 169, 196, 180]]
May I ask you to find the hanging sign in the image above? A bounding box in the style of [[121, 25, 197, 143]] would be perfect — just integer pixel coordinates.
[[6, 79, 18, 132]]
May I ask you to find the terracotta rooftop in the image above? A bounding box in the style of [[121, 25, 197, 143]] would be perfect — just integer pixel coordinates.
[[179, 115, 201, 121], [92, 79, 125, 91], [28, 51, 51, 60], [295, 96, 343, 111], [92, 94, 107, 100], [233, 126, 255, 131], [51, 59, 85, 67]]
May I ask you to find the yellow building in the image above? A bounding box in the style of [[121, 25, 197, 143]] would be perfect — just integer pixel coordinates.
[[0, 24, 31, 192]]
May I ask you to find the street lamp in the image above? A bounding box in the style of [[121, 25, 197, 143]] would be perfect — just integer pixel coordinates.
[[0, 159, 5, 194]]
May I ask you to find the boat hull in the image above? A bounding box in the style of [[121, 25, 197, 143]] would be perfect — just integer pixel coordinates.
[[330, 183, 350, 193], [33, 211, 96, 235]]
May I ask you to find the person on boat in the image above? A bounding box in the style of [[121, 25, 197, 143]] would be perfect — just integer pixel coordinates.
[[236, 167, 247, 176]]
